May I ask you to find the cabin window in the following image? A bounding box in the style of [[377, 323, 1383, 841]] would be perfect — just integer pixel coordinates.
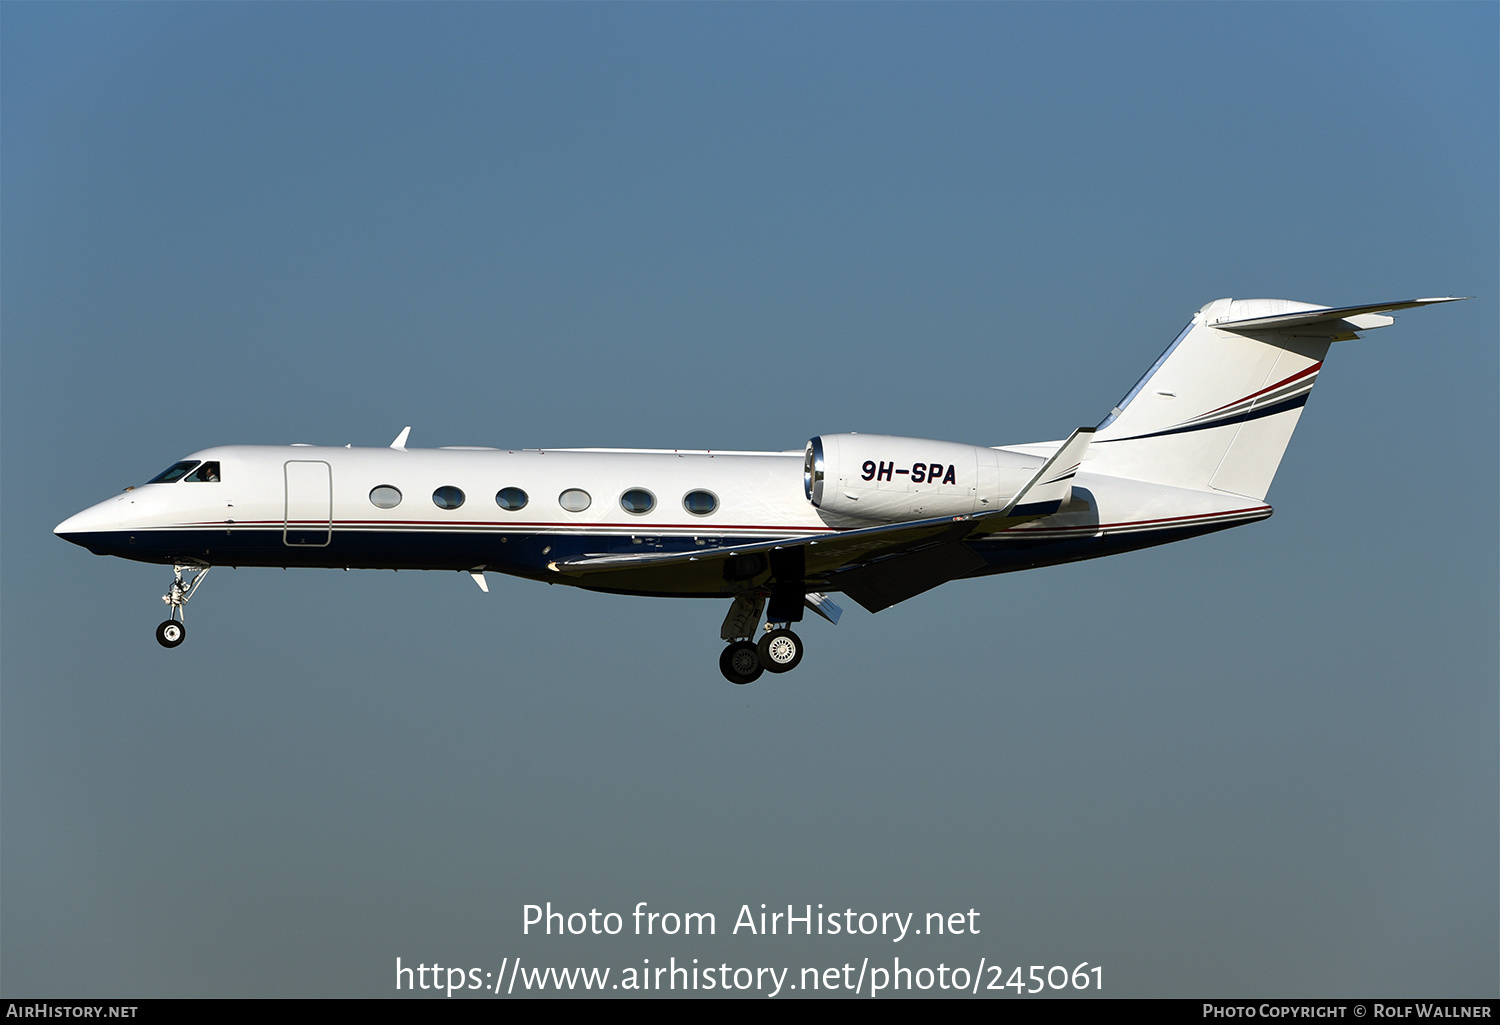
[[620, 488, 656, 514], [496, 487, 528, 511], [558, 488, 591, 512], [432, 486, 466, 510], [683, 490, 719, 515], [146, 461, 199, 485], [185, 461, 221, 482], [369, 485, 403, 509]]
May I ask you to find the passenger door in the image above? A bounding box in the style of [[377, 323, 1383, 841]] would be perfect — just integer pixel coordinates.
[[283, 461, 332, 546]]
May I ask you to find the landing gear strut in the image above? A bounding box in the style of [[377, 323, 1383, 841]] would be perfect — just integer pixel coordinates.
[[718, 593, 766, 683], [157, 563, 210, 648]]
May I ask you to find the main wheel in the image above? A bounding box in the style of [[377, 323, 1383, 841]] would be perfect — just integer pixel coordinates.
[[719, 641, 763, 684], [757, 629, 803, 673], [156, 620, 185, 648]]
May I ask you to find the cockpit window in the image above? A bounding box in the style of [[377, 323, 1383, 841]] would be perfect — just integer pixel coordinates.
[[146, 461, 200, 485], [184, 461, 221, 482]]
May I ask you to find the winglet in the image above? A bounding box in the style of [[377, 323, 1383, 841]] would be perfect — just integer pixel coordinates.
[[998, 427, 1094, 518], [469, 570, 489, 592], [390, 426, 411, 450]]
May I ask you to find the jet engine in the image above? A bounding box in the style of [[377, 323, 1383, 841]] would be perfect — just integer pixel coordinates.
[[803, 433, 1049, 525]]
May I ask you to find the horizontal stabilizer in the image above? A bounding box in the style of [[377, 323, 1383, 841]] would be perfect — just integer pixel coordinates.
[[1209, 297, 1466, 333]]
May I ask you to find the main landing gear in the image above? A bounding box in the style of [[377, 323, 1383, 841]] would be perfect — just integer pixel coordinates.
[[718, 627, 804, 684], [717, 594, 806, 684], [156, 562, 210, 648]]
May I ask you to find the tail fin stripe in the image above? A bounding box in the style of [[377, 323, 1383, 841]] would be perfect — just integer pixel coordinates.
[[1095, 390, 1312, 444], [1096, 363, 1321, 443], [1171, 366, 1321, 429], [1188, 362, 1322, 422]]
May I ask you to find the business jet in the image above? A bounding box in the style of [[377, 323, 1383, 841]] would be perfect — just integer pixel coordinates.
[[55, 296, 1462, 683]]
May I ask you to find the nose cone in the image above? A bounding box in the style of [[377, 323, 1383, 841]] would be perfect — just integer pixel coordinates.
[[55, 494, 135, 554], [54, 511, 83, 538]]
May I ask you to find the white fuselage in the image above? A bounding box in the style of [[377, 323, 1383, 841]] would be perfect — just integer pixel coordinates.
[[55, 440, 1270, 597]]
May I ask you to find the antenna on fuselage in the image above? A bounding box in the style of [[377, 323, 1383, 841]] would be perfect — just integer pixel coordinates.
[[390, 426, 411, 450]]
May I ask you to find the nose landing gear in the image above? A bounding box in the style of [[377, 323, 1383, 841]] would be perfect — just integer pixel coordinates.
[[156, 562, 210, 648]]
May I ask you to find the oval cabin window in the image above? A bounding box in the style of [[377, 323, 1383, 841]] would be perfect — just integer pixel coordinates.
[[496, 487, 528, 511], [683, 490, 718, 515], [369, 485, 403, 509], [432, 486, 465, 510], [620, 488, 655, 514], [558, 489, 591, 513]]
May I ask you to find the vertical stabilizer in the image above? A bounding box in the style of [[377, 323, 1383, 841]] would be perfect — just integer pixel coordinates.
[[1086, 297, 1460, 500]]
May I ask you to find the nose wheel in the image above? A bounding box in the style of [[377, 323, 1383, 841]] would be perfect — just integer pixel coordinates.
[[156, 563, 210, 648]]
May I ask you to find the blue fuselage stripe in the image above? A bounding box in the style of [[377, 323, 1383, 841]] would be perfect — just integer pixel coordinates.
[[59, 513, 1260, 595]]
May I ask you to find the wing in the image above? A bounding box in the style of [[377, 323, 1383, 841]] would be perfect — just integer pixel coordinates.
[[549, 428, 1095, 611]]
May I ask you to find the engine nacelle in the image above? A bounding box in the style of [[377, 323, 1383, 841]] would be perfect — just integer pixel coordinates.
[[803, 433, 1048, 525]]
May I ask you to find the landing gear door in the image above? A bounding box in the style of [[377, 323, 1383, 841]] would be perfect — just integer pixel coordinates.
[[284, 460, 332, 546]]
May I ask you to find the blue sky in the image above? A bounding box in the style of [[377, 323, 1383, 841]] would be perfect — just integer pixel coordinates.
[[4, 2, 1495, 997]]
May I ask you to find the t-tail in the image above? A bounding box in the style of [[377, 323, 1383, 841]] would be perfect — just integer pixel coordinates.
[[1086, 296, 1465, 500]]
